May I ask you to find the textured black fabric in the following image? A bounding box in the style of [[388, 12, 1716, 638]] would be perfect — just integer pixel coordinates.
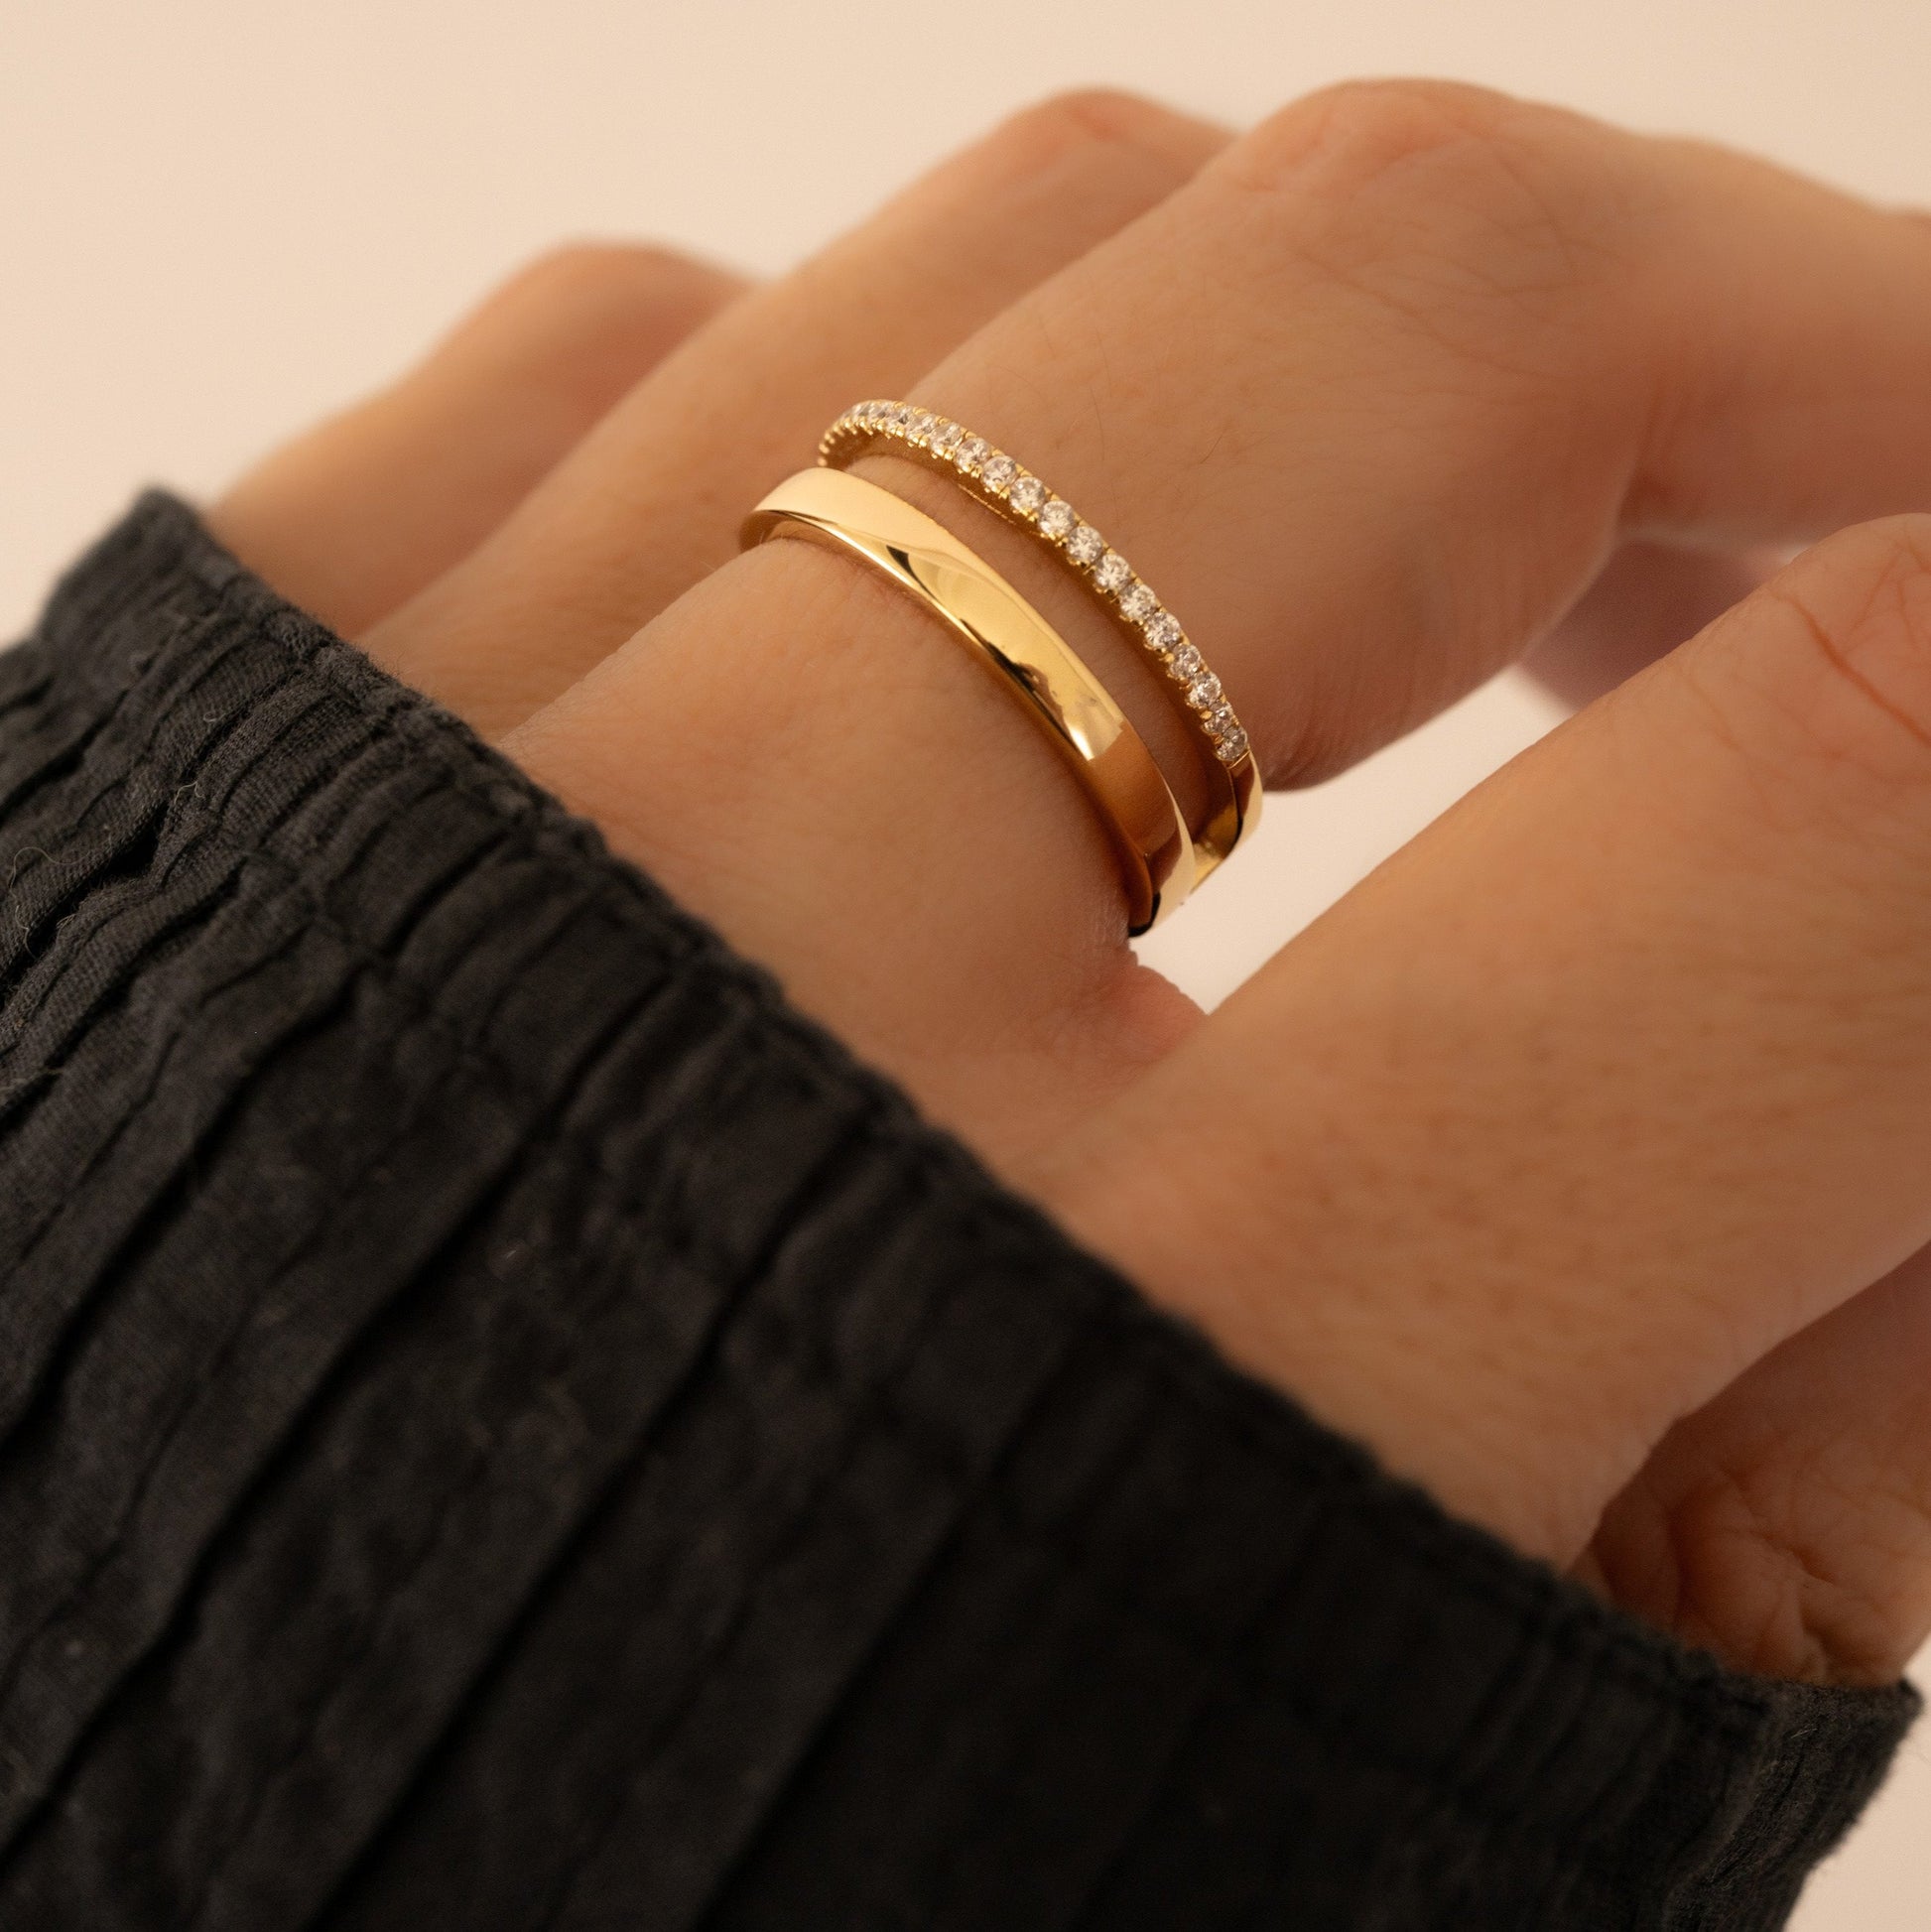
[[0, 491, 1914, 1931]]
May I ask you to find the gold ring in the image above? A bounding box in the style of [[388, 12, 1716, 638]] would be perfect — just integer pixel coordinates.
[[741, 465, 1195, 934], [819, 399, 1260, 886]]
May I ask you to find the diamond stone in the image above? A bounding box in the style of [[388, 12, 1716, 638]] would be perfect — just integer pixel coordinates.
[[955, 436, 990, 473], [1038, 497, 1076, 540], [1207, 702, 1236, 735], [1145, 612, 1183, 654], [1215, 728, 1249, 764], [932, 421, 964, 453], [910, 409, 937, 442], [1119, 583, 1157, 623], [1008, 474, 1047, 516], [1094, 551, 1131, 592], [981, 454, 1018, 493], [1188, 673, 1223, 709], [891, 403, 914, 428], [1171, 644, 1203, 681], [1066, 524, 1105, 566]]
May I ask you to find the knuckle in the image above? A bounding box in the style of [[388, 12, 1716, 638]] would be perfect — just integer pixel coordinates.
[[1613, 1459, 1906, 1685], [488, 241, 739, 333], [423, 241, 744, 421], [1755, 517, 1931, 776], [482, 243, 745, 349], [1244, 77, 1530, 184], [1226, 79, 1640, 321], [977, 85, 1208, 181]]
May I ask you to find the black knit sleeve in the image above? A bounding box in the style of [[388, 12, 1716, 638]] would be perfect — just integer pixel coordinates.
[[0, 492, 1913, 1931]]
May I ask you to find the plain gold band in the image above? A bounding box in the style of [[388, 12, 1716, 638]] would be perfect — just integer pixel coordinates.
[[817, 402, 1260, 884], [740, 466, 1195, 934]]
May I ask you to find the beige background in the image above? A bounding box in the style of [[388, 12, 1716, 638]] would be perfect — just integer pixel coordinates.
[[5, 1, 1929, 1918]]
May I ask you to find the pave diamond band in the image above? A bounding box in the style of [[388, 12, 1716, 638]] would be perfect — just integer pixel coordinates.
[[820, 401, 1253, 773]]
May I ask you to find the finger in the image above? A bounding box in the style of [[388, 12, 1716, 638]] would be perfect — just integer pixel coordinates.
[[508, 545, 1208, 1161], [1581, 1248, 1931, 1684], [863, 79, 1931, 797], [207, 243, 749, 636], [1030, 517, 1931, 1571], [1525, 539, 1787, 708], [369, 91, 1230, 731], [506, 81, 1931, 1158]]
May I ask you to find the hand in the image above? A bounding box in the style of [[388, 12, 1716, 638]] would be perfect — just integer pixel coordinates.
[[212, 80, 1931, 1687]]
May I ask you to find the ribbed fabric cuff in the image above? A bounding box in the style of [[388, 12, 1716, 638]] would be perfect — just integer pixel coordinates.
[[0, 493, 1913, 1931]]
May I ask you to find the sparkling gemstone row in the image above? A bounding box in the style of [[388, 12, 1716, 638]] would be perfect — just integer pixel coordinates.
[[821, 400, 1250, 766]]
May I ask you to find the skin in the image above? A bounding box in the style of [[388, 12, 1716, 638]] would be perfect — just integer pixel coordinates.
[[205, 79, 1931, 1687]]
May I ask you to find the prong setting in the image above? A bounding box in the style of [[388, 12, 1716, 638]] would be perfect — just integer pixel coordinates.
[[820, 402, 1254, 770]]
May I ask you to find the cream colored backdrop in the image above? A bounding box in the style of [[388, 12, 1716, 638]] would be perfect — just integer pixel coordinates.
[[4, 2, 1928, 1920]]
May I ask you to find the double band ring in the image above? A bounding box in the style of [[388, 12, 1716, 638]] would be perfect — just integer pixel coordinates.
[[740, 401, 1261, 933]]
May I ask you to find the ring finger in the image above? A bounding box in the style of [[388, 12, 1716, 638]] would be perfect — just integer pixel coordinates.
[[503, 79, 1931, 1161]]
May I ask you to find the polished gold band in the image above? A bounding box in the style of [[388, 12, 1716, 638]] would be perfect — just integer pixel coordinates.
[[741, 465, 1195, 933], [818, 399, 1260, 883]]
